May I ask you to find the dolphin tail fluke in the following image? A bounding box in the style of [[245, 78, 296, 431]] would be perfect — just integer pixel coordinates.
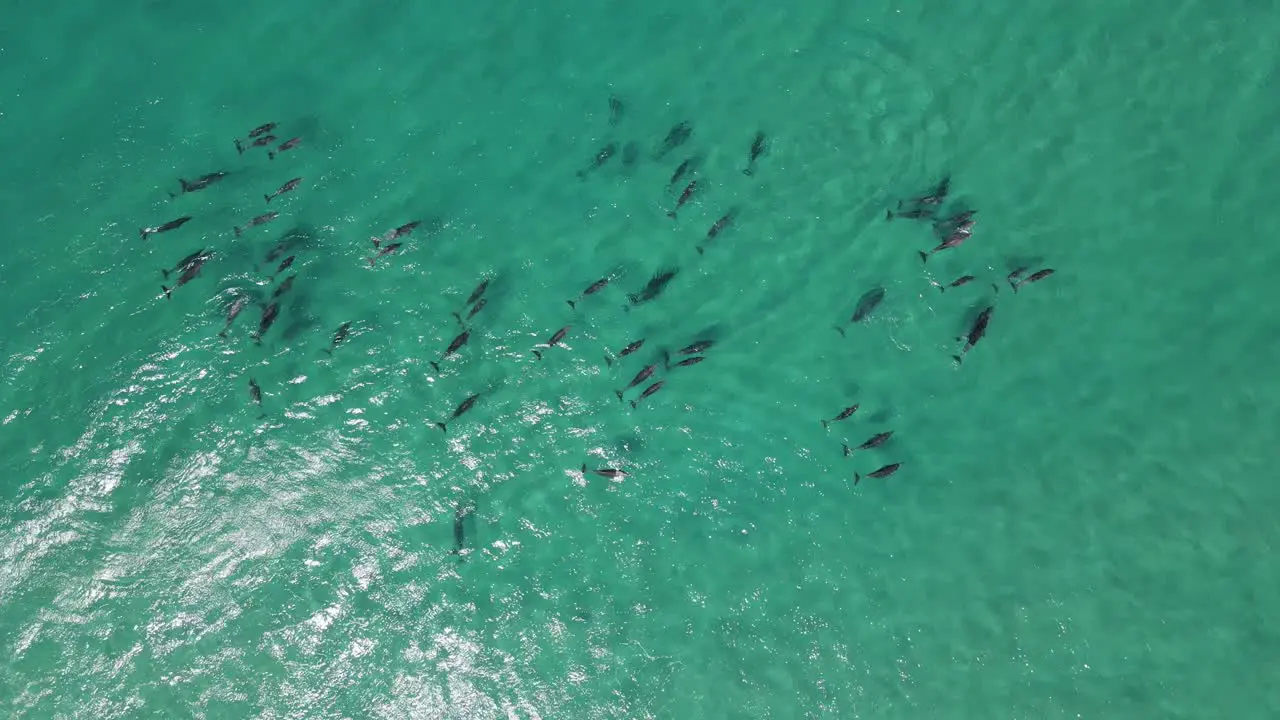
[[367, 257, 376, 267], [566, 300, 576, 309], [835, 326, 845, 337], [179, 178, 192, 192], [268, 151, 276, 160], [604, 355, 613, 366], [854, 473, 862, 485], [667, 211, 677, 219], [1009, 280, 1019, 293], [322, 348, 333, 356], [264, 194, 272, 203], [936, 283, 945, 293], [436, 422, 447, 432], [532, 350, 543, 361], [452, 311, 463, 325], [162, 285, 171, 300], [743, 168, 753, 177], [218, 329, 228, 339], [885, 209, 893, 221], [695, 246, 704, 255], [630, 400, 638, 409], [614, 390, 623, 402], [821, 420, 829, 429], [234, 226, 242, 237], [235, 140, 243, 154], [843, 444, 852, 457], [140, 228, 149, 241], [918, 251, 929, 264], [430, 361, 440, 372], [581, 464, 587, 474], [662, 350, 671, 370], [371, 237, 380, 248], [951, 354, 963, 365]]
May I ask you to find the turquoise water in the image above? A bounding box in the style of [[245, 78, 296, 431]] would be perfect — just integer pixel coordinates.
[[3, 1, 1280, 717]]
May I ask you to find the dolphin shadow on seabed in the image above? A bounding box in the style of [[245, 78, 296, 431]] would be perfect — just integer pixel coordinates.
[[865, 407, 894, 425], [611, 431, 646, 456]]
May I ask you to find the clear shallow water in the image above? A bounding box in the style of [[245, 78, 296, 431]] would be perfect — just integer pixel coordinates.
[[2, 1, 1279, 717]]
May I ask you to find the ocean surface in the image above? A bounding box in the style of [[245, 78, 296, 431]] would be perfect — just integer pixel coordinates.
[[3, 1, 1279, 718]]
